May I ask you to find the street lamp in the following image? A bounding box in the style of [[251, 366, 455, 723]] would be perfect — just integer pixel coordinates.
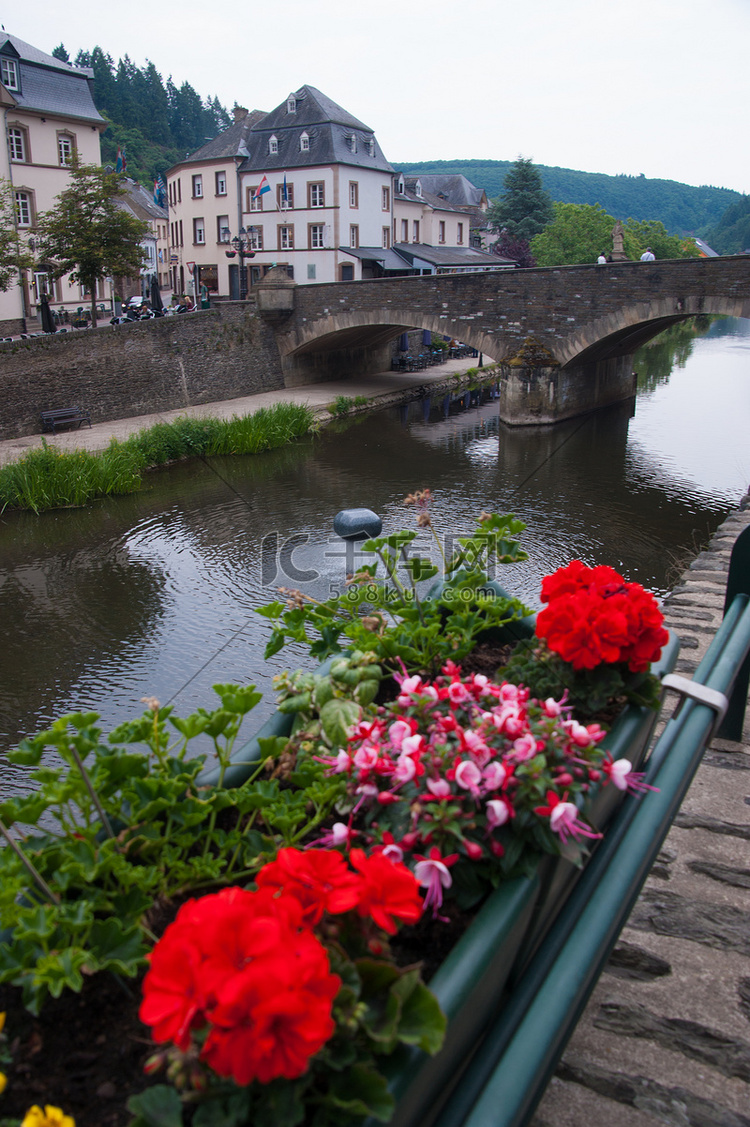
[[223, 227, 256, 300]]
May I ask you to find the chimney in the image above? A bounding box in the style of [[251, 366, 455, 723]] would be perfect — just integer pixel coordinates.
[[233, 105, 248, 123]]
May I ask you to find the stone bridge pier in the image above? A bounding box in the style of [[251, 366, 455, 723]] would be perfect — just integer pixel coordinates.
[[258, 257, 750, 425]]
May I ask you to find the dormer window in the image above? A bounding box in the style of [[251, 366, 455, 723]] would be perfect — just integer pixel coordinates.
[[415, 180, 422, 198], [348, 133, 357, 154], [300, 132, 309, 152], [287, 96, 296, 114], [397, 175, 405, 194], [1, 58, 19, 92], [367, 138, 375, 157], [269, 135, 278, 155]]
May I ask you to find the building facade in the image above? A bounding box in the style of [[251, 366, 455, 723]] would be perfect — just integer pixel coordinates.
[[166, 86, 504, 295], [0, 34, 106, 331]]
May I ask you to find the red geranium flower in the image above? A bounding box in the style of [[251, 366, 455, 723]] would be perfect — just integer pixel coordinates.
[[256, 847, 362, 926], [349, 847, 423, 933], [201, 929, 339, 1085]]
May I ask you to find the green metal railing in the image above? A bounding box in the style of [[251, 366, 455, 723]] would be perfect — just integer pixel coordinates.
[[436, 525, 750, 1127]]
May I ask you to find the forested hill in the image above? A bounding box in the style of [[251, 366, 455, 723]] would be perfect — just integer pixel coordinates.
[[396, 159, 740, 235]]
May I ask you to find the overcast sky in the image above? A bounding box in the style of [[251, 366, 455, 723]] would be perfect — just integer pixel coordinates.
[[8, 0, 750, 194]]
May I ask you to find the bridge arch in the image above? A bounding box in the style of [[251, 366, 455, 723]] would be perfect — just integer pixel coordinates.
[[559, 294, 750, 368]]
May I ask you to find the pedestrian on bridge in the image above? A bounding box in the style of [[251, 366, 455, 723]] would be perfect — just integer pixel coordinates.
[[640, 247, 656, 261]]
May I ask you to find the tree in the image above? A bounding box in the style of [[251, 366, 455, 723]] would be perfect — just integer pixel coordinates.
[[488, 158, 554, 242], [494, 231, 536, 268], [623, 218, 700, 260], [36, 156, 148, 325], [531, 202, 617, 266], [52, 43, 70, 63], [0, 179, 34, 290]]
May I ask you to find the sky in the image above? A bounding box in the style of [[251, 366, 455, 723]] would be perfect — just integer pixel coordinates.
[[6, 0, 750, 194]]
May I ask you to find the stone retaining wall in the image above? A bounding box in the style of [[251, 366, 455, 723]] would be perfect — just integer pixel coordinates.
[[534, 498, 750, 1127], [0, 303, 285, 439]]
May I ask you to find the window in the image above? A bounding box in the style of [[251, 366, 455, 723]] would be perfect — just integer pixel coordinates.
[[217, 215, 230, 243], [309, 224, 325, 249], [349, 181, 358, 208], [412, 220, 420, 242], [193, 217, 205, 245], [287, 96, 296, 114], [177, 179, 182, 203], [278, 225, 294, 250], [439, 221, 446, 244], [341, 263, 354, 281], [215, 171, 227, 196], [368, 139, 376, 157], [349, 225, 359, 248], [1, 58, 19, 92], [33, 271, 50, 303], [269, 135, 278, 155], [382, 186, 390, 211], [179, 219, 183, 246], [277, 182, 294, 210], [57, 133, 74, 166], [248, 186, 264, 211], [192, 175, 203, 198], [457, 222, 464, 244], [308, 182, 325, 208], [397, 175, 405, 194], [401, 219, 408, 243], [347, 133, 357, 154], [300, 132, 309, 152], [8, 127, 26, 162], [248, 226, 263, 251], [382, 226, 390, 249], [15, 190, 31, 227]]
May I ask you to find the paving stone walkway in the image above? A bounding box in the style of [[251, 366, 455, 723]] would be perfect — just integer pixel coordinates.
[[534, 498, 750, 1127]]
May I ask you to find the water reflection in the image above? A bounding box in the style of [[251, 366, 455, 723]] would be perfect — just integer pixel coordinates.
[[0, 318, 748, 781]]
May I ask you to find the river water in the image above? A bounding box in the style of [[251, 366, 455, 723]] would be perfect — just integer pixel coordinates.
[[1, 317, 749, 789]]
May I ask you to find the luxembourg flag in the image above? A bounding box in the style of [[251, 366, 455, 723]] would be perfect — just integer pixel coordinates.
[[253, 175, 271, 201]]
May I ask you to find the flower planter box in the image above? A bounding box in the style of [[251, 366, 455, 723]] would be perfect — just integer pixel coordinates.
[[198, 580, 678, 1127], [358, 630, 679, 1127]]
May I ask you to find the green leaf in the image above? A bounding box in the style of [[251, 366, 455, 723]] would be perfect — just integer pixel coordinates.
[[319, 699, 361, 746], [87, 917, 147, 975], [127, 1085, 184, 1127], [397, 980, 447, 1054], [327, 1063, 394, 1121]]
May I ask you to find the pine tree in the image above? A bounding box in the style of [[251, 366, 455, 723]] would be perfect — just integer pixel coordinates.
[[52, 44, 70, 63], [488, 158, 554, 242]]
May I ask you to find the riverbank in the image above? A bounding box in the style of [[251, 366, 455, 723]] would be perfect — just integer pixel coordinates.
[[535, 495, 750, 1127], [0, 357, 491, 468]]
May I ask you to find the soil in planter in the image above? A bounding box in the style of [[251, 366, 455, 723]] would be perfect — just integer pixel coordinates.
[[0, 974, 153, 1127]]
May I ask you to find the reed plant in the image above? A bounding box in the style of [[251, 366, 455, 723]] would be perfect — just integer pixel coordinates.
[[0, 402, 315, 513]]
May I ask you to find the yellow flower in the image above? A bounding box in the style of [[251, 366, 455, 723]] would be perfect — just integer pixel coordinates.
[[21, 1107, 76, 1127], [0, 1070, 7, 1094]]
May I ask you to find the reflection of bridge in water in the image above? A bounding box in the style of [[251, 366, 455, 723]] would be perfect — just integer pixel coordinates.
[[260, 255, 750, 424]]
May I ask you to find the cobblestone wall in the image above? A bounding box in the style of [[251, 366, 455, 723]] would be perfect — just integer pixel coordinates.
[[0, 303, 285, 439]]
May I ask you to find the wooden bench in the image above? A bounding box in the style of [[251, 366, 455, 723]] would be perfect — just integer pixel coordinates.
[[40, 407, 92, 434]]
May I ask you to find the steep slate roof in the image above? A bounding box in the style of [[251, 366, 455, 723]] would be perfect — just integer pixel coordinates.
[[396, 178, 470, 216], [180, 109, 267, 164], [0, 33, 104, 124], [116, 178, 168, 222], [407, 173, 487, 209], [240, 85, 394, 174]]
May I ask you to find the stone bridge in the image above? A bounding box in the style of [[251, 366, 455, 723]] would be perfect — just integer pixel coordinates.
[[259, 256, 750, 424]]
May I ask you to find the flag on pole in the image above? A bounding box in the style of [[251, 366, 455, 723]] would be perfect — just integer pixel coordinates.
[[252, 175, 271, 201], [282, 173, 289, 206]]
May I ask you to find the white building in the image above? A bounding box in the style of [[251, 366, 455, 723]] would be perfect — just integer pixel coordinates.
[[167, 87, 510, 294], [0, 33, 106, 332]]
